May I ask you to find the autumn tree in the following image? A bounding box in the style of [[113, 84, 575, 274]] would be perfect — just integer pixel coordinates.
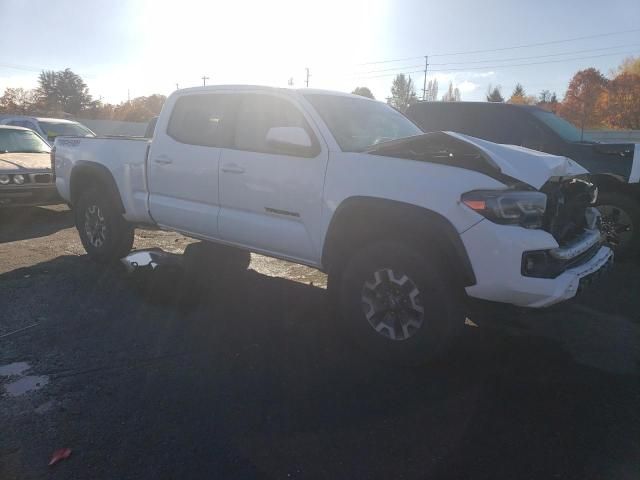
[[615, 56, 640, 76], [114, 94, 166, 122], [388, 74, 417, 112], [442, 82, 461, 102], [508, 83, 527, 104], [352, 87, 375, 99], [486, 84, 504, 102], [0, 88, 38, 113], [557, 68, 608, 129], [605, 73, 640, 129], [36, 68, 94, 114]]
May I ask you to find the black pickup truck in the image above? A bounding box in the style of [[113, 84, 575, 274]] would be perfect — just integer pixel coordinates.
[[406, 102, 640, 258]]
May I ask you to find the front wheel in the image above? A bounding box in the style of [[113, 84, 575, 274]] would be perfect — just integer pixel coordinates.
[[597, 193, 640, 260], [336, 240, 465, 365], [74, 186, 134, 263]]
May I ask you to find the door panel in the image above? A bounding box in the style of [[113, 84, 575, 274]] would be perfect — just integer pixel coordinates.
[[147, 92, 237, 237], [218, 93, 327, 263], [147, 139, 222, 236]]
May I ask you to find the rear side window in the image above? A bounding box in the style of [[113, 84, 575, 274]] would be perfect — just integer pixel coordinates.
[[233, 94, 311, 154], [409, 105, 516, 144], [167, 93, 237, 147]]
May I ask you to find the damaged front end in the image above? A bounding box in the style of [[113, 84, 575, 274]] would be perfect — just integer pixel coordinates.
[[368, 131, 613, 286], [522, 176, 613, 280]]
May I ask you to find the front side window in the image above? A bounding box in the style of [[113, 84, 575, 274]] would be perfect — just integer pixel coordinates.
[[167, 93, 237, 147], [233, 94, 311, 154], [38, 121, 94, 138], [304, 94, 422, 152], [0, 129, 51, 153]]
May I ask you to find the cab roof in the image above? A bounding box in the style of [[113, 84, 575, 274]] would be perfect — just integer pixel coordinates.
[[0, 115, 81, 124], [173, 85, 376, 101], [408, 101, 547, 113]]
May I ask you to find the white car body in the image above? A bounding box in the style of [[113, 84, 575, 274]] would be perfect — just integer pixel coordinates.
[[54, 85, 612, 308]]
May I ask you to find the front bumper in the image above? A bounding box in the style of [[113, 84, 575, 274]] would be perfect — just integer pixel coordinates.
[[461, 219, 613, 308], [0, 185, 61, 207]]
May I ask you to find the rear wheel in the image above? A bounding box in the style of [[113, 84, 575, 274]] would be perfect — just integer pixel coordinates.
[[597, 193, 640, 259], [337, 240, 464, 364], [74, 186, 134, 262]]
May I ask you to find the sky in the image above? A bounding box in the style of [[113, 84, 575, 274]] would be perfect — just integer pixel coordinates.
[[0, 0, 639, 104]]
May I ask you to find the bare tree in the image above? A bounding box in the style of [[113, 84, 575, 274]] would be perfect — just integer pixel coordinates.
[[442, 82, 461, 102]]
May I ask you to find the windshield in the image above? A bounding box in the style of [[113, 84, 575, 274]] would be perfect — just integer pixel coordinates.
[[0, 128, 51, 153], [304, 94, 422, 152], [531, 110, 591, 143], [38, 121, 94, 138]]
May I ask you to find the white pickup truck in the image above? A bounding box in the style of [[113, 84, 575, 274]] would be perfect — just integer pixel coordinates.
[[54, 85, 613, 362]]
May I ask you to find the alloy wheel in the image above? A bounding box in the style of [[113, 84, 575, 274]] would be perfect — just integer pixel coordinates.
[[84, 204, 107, 248], [361, 268, 425, 341]]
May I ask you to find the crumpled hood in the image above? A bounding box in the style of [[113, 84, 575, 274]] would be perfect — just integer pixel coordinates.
[[446, 132, 588, 189], [0, 152, 52, 172]]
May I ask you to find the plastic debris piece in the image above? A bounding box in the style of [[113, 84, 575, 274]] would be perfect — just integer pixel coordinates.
[[120, 248, 183, 273], [48, 448, 72, 466]]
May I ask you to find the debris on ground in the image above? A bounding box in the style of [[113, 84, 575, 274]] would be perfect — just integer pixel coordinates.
[[48, 448, 72, 466]]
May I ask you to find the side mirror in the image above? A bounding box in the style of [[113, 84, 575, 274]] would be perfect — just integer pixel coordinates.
[[265, 127, 315, 156]]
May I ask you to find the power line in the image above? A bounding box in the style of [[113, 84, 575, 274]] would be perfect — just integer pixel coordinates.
[[429, 28, 640, 57], [0, 61, 98, 80], [356, 55, 423, 66], [429, 43, 640, 66], [355, 49, 640, 79], [351, 43, 640, 77], [355, 27, 640, 66]]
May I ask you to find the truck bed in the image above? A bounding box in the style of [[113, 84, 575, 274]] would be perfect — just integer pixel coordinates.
[[54, 136, 153, 224]]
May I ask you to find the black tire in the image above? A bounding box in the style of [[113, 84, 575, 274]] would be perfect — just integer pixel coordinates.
[[336, 240, 465, 365], [74, 186, 134, 263], [596, 192, 640, 260]]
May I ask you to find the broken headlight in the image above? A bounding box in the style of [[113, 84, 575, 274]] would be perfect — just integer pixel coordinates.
[[462, 190, 547, 229]]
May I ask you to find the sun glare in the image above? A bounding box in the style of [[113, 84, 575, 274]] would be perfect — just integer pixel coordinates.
[[131, 0, 388, 93]]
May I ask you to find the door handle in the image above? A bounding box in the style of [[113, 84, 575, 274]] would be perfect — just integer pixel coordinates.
[[153, 155, 173, 165], [221, 163, 245, 174]]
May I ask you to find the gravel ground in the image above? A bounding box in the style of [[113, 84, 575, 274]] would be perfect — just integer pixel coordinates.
[[0, 205, 638, 480]]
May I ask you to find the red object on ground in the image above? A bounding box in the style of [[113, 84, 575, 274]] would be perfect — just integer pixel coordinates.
[[48, 448, 72, 466]]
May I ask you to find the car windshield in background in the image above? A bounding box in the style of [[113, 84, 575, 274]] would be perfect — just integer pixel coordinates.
[[0, 129, 51, 153], [531, 110, 591, 143], [304, 94, 422, 152], [38, 121, 94, 138]]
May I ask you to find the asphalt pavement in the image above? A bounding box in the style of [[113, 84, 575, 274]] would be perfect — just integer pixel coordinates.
[[0, 205, 638, 479]]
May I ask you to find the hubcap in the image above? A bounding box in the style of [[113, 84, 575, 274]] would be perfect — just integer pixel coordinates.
[[84, 204, 107, 248], [597, 204, 633, 248], [361, 268, 425, 341]]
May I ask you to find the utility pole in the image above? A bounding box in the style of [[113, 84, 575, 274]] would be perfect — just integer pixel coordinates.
[[305, 68, 310, 88], [201, 75, 210, 86], [127, 89, 130, 103], [422, 55, 429, 101]]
